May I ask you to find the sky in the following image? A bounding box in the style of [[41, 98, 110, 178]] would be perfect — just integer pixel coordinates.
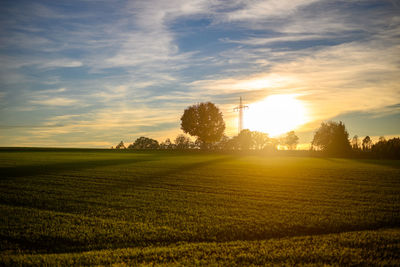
[[0, 0, 399, 148]]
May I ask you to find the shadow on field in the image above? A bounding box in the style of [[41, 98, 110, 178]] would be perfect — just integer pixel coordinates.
[[319, 157, 400, 169], [352, 159, 400, 169], [0, 157, 157, 180], [157, 155, 238, 178], [103, 155, 239, 192], [0, 234, 85, 254]]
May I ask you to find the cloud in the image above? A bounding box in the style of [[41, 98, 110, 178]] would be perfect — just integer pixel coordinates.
[[39, 59, 83, 69], [30, 97, 80, 106], [190, 73, 297, 92], [24, 87, 82, 107], [86, 0, 211, 75], [221, 0, 319, 22], [30, 3, 71, 19], [188, 34, 400, 134], [368, 104, 400, 119], [276, 42, 400, 120], [220, 34, 328, 46], [0, 32, 53, 50], [10, 103, 184, 148], [1, 0, 399, 147], [0, 55, 83, 69], [36, 88, 67, 94], [104, 31, 180, 68]]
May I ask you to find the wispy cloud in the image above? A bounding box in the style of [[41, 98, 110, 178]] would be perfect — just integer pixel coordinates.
[[220, 34, 327, 46], [221, 0, 319, 22], [36, 88, 67, 94], [189, 27, 400, 133], [0, 55, 83, 69], [30, 97, 80, 106]]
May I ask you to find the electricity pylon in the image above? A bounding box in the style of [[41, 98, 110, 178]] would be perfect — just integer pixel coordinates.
[[234, 97, 248, 134]]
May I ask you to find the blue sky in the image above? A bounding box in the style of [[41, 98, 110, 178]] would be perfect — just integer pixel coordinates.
[[0, 0, 399, 147]]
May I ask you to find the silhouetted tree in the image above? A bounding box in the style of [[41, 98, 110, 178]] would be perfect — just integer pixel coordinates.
[[129, 137, 159, 149], [252, 131, 270, 150], [351, 135, 360, 151], [194, 138, 202, 149], [311, 121, 351, 156], [371, 137, 400, 159], [236, 129, 254, 150], [213, 134, 230, 150], [160, 138, 175, 149], [362, 136, 372, 151], [175, 134, 191, 149], [224, 136, 239, 150], [180, 102, 225, 149], [268, 137, 280, 151], [115, 141, 126, 149], [283, 131, 299, 150]]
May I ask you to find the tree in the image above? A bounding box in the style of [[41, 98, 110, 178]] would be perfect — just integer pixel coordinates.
[[160, 138, 174, 149], [268, 137, 280, 151], [362, 136, 372, 151], [351, 135, 360, 151], [311, 121, 351, 156], [236, 129, 254, 150], [180, 102, 225, 149], [194, 138, 202, 149], [175, 134, 191, 149], [224, 136, 239, 150], [213, 134, 230, 150], [115, 141, 126, 149], [128, 137, 159, 149], [283, 131, 299, 150], [252, 131, 270, 150], [371, 137, 400, 159]]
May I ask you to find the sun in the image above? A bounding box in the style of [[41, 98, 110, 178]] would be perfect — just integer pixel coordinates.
[[243, 94, 309, 137]]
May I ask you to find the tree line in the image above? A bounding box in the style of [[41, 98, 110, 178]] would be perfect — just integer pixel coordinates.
[[310, 121, 400, 158], [113, 102, 399, 159], [113, 130, 298, 151]]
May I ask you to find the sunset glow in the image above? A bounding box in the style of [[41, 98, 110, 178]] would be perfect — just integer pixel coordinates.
[[244, 95, 309, 137], [0, 1, 399, 147]]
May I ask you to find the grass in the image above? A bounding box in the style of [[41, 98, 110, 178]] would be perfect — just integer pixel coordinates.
[[1, 149, 399, 265]]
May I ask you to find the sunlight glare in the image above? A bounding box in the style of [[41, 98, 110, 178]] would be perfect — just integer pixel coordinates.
[[244, 94, 309, 137]]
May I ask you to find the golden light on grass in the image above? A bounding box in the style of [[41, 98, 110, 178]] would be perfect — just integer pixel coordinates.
[[244, 94, 309, 137]]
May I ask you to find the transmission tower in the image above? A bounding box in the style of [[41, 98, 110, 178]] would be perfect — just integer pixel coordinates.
[[234, 97, 248, 134]]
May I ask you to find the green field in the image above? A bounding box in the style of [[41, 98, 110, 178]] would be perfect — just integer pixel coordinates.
[[1, 149, 399, 265]]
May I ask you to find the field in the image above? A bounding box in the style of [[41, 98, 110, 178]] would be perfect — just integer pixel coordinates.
[[1, 149, 399, 265]]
